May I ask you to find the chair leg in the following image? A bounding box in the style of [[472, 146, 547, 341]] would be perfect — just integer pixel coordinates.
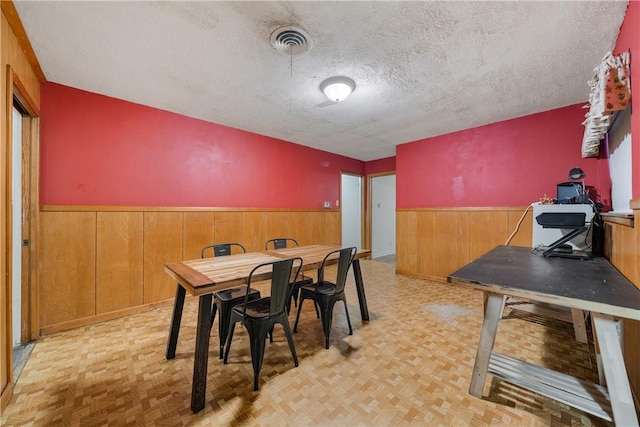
[[210, 303, 217, 334], [292, 287, 300, 307], [318, 298, 334, 350], [223, 319, 237, 364], [281, 319, 299, 367], [294, 294, 306, 333], [313, 301, 320, 318], [342, 297, 353, 335], [217, 301, 230, 359], [247, 323, 267, 391]]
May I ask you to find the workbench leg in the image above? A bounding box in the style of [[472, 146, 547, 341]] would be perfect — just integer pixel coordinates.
[[166, 284, 186, 360], [469, 292, 503, 398], [591, 313, 638, 426], [571, 308, 588, 344], [351, 259, 369, 322], [191, 294, 213, 413]]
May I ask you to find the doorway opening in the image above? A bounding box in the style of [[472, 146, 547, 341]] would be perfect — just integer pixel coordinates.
[[369, 173, 396, 264], [341, 173, 363, 250]]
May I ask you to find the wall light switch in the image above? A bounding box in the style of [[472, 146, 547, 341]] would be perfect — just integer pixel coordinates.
[[323, 201, 331, 208]]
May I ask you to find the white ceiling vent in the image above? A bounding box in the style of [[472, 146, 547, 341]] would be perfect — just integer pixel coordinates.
[[270, 26, 312, 55]]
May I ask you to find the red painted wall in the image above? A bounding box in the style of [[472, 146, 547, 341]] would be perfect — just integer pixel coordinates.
[[40, 83, 364, 208], [614, 0, 639, 199], [397, 104, 611, 208], [365, 156, 396, 175]]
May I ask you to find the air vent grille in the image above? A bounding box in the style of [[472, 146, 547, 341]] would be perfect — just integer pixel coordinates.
[[270, 26, 312, 55]]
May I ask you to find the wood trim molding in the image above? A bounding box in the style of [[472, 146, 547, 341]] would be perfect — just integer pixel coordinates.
[[601, 212, 635, 228], [41, 205, 339, 213], [10, 67, 39, 116], [365, 171, 396, 254], [1, 1, 46, 83], [630, 199, 640, 210], [397, 206, 530, 212], [39, 298, 177, 336]]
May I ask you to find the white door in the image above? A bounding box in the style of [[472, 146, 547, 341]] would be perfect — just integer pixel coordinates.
[[12, 106, 22, 346], [341, 174, 362, 250], [371, 174, 396, 258]]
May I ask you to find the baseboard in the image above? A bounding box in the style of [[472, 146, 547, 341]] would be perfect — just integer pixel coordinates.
[[395, 269, 447, 283], [39, 298, 181, 336], [0, 381, 14, 413], [372, 250, 395, 258]]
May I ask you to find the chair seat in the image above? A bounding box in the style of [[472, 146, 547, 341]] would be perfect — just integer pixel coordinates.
[[215, 286, 259, 302], [301, 281, 336, 295], [232, 297, 272, 319]]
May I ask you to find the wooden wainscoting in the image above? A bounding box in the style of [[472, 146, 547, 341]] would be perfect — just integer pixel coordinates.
[[38, 206, 341, 335], [396, 206, 533, 281]]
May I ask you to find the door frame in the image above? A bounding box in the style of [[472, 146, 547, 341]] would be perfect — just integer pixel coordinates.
[[340, 171, 365, 249], [4, 66, 40, 391], [366, 171, 396, 255]]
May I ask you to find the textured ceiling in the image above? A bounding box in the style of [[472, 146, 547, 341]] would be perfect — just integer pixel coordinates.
[[14, 1, 628, 161]]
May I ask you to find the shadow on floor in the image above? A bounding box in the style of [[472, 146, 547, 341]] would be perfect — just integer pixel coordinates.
[[13, 342, 35, 383]]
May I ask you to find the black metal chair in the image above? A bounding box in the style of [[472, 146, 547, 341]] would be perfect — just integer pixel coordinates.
[[264, 238, 314, 313], [201, 242, 246, 258], [294, 247, 357, 349], [202, 242, 261, 359], [223, 257, 303, 391]]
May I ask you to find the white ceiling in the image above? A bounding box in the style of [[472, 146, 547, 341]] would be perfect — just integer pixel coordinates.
[[14, 1, 628, 162]]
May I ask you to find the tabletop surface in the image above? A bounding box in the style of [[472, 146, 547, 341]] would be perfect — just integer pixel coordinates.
[[448, 245, 640, 317], [165, 245, 371, 296]]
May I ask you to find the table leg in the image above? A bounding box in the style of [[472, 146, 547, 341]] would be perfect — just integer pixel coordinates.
[[166, 284, 186, 360], [191, 293, 213, 413], [469, 292, 503, 397], [591, 313, 638, 426], [351, 259, 369, 322], [570, 308, 588, 344]]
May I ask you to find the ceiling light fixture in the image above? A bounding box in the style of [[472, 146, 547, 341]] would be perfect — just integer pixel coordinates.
[[320, 77, 355, 102]]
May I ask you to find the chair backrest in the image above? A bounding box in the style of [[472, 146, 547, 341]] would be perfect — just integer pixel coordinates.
[[245, 257, 303, 316], [201, 242, 246, 258], [319, 247, 356, 293], [264, 238, 299, 250]]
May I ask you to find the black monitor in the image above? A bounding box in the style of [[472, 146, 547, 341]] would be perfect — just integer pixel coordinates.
[[557, 182, 584, 204]]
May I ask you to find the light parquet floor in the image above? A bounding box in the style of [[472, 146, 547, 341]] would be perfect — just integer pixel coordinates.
[[1, 260, 609, 426]]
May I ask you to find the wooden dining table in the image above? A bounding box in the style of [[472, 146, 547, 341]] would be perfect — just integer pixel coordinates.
[[164, 245, 371, 413]]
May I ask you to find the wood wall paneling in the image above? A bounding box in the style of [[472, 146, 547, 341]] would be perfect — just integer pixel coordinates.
[[39, 212, 96, 327], [304, 211, 329, 246], [396, 211, 418, 274], [396, 208, 534, 280], [469, 210, 509, 261], [416, 212, 437, 278], [37, 207, 341, 333], [325, 211, 342, 246], [241, 211, 266, 252], [265, 211, 292, 243], [288, 212, 313, 246], [183, 212, 216, 259], [507, 208, 534, 248], [96, 212, 143, 314], [434, 211, 470, 278], [212, 211, 245, 252], [143, 212, 183, 304]]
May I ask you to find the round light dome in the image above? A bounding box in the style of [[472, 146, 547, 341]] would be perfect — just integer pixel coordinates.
[[320, 77, 356, 102]]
